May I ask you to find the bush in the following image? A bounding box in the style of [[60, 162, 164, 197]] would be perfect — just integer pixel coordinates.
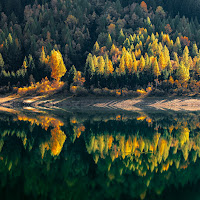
[[150, 89, 166, 96], [70, 85, 88, 96], [92, 88, 103, 96]]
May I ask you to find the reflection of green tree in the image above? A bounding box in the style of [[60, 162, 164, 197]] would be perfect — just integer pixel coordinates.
[[1, 112, 200, 199]]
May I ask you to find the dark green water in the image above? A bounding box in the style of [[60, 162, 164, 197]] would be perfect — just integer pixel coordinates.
[[1, 110, 200, 200]]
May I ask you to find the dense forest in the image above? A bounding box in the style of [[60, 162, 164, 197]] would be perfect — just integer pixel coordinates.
[[1, 0, 200, 96]]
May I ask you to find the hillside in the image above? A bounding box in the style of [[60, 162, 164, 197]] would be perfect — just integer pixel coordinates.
[[0, 0, 200, 96]]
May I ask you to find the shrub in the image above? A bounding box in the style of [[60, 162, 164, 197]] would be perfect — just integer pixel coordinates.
[[70, 85, 88, 96]]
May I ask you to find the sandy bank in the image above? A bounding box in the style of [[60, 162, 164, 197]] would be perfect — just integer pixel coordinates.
[[0, 94, 200, 112]]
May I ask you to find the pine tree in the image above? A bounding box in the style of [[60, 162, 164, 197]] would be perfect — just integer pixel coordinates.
[[104, 55, 114, 75], [192, 43, 198, 57], [174, 37, 182, 55], [108, 60, 114, 74], [67, 65, 77, 87], [176, 61, 190, 83], [163, 46, 170, 65], [139, 56, 145, 72], [85, 53, 95, 83], [144, 54, 151, 72], [118, 29, 125, 46], [158, 52, 165, 70], [182, 46, 189, 68], [173, 52, 179, 65], [0, 53, 4, 68], [123, 38, 131, 49], [93, 55, 98, 69], [93, 41, 100, 54], [132, 60, 137, 73], [117, 56, 125, 75], [22, 57, 28, 69], [129, 35, 134, 45], [106, 34, 112, 50], [166, 60, 173, 74], [152, 58, 160, 78], [97, 56, 105, 75], [7, 33, 13, 45], [110, 44, 116, 55], [40, 46, 46, 64]]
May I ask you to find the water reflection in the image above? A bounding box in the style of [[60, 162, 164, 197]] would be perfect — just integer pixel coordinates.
[[1, 111, 200, 199]]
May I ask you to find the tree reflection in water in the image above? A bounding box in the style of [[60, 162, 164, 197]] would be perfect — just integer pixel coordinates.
[[0, 111, 200, 199]]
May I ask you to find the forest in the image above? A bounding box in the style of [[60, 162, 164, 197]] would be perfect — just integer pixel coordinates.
[[1, 0, 200, 96]]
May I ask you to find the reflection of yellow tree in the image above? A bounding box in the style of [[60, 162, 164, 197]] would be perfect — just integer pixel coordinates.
[[50, 126, 66, 156], [85, 123, 200, 179], [16, 114, 66, 158]]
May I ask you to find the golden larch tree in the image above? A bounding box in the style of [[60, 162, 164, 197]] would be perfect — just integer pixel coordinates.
[[152, 58, 160, 78], [97, 56, 105, 75], [176, 61, 190, 83], [40, 46, 46, 64], [139, 56, 145, 72]]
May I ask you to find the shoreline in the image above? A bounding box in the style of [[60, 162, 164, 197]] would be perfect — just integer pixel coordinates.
[[0, 94, 200, 112]]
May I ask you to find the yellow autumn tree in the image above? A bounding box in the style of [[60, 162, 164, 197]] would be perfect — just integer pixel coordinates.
[[152, 57, 160, 78], [158, 52, 165, 70], [22, 60, 28, 69], [97, 56, 105, 75], [104, 55, 114, 75], [117, 56, 126, 75], [176, 61, 190, 83], [48, 50, 67, 81], [139, 56, 145, 72], [40, 46, 48, 64]]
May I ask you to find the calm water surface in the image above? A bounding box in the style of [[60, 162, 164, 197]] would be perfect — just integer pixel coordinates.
[[1, 110, 200, 200]]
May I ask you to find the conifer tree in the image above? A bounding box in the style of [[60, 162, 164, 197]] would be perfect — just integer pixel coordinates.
[[182, 46, 189, 68], [40, 46, 46, 64], [28, 55, 35, 71], [144, 54, 151, 71], [68, 65, 77, 87], [174, 37, 182, 55], [133, 61, 138, 73], [108, 60, 114, 74], [192, 43, 198, 57], [106, 34, 112, 50], [173, 52, 179, 65], [22, 59, 28, 69], [158, 52, 165, 70], [93, 55, 98, 69], [152, 58, 160, 78], [118, 29, 125, 46], [139, 56, 145, 72], [7, 33, 13, 45], [117, 56, 125, 75], [93, 41, 100, 54], [176, 61, 190, 83], [163, 46, 170, 64], [123, 38, 131, 49], [0, 53, 4, 68], [97, 56, 105, 75], [104, 55, 114, 75], [110, 44, 116, 55], [85, 53, 95, 83]]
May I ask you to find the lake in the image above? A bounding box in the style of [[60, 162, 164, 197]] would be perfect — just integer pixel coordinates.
[[1, 109, 200, 200]]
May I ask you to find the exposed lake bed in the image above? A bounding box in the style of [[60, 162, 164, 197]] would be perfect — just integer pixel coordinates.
[[1, 94, 200, 112]]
